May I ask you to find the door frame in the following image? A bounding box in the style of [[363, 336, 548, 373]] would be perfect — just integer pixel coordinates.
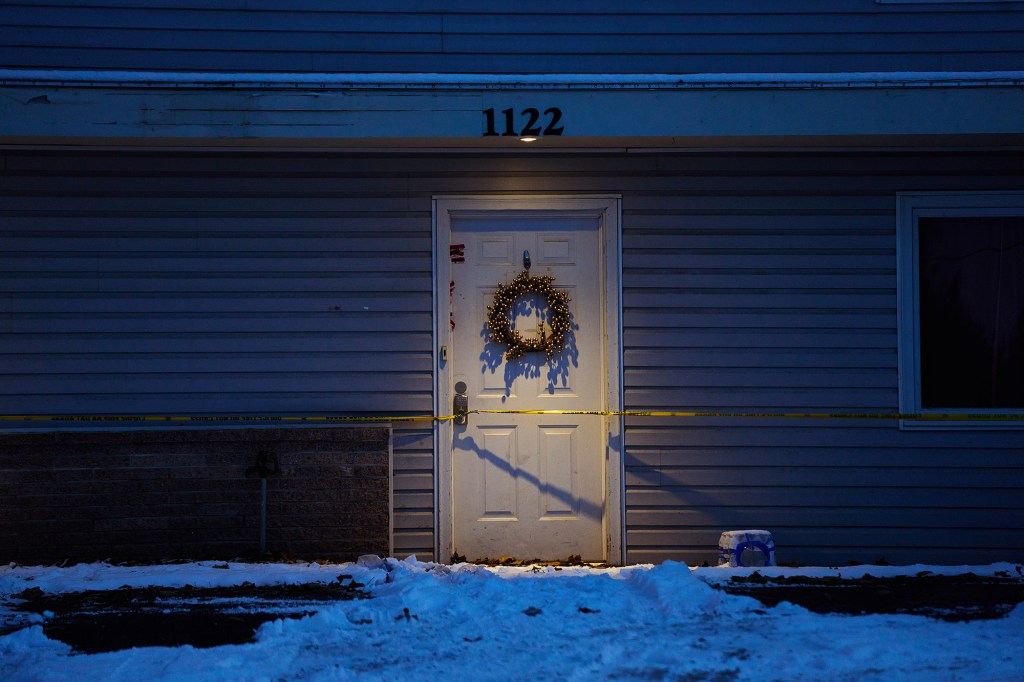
[[432, 195, 623, 564]]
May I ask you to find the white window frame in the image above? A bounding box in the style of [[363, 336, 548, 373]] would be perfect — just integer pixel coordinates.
[[897, 191, 1024, 429], [877, 1, 1016, 4]]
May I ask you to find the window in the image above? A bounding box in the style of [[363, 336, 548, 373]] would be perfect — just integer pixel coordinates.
[[897, 192, 1024, 428]]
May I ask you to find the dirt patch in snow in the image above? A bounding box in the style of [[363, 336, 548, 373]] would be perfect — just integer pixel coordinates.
[[716, 571, 1024, 622], [6, 579, 368, 653]]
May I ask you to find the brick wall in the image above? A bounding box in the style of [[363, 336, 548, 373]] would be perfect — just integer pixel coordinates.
[[0, 427, 391, 564]]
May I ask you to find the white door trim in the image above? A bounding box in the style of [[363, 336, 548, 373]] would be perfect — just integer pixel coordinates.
[[432, 195, 623, 564]]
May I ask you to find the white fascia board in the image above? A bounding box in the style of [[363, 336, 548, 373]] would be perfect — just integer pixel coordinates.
[[1, 72, 1022, 143], [2, 69, 1023, 90]]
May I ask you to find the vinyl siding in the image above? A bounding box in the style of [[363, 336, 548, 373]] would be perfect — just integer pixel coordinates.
[[1, 1, 1023, 74], [0, 151, 437, 557], [2, 148, 1023, 564], [620, 151, 1024, 565]]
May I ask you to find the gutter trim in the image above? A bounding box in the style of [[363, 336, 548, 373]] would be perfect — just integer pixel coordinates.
[[2, 69, 1023, 90]]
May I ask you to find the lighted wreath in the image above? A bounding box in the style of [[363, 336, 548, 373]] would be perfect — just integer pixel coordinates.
[[486, 271, 572, 361]]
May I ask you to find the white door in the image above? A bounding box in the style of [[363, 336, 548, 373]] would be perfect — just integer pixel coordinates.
[[437, 198, 619, 562]]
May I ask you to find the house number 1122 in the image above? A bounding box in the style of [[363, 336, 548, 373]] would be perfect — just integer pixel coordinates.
[[482, 107, 564, 137]]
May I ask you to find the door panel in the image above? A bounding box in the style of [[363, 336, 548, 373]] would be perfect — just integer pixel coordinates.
[[538, 424, 579, 519], [479, 425, 518, 520]]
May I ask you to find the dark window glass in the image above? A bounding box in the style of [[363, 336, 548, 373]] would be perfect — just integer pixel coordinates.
[[918, 216, 1024, 408]]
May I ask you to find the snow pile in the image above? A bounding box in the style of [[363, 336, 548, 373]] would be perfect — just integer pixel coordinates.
[[0, 559, 352, 596], [692, 560, 1024, 583], [2, 558, 1022, 681]]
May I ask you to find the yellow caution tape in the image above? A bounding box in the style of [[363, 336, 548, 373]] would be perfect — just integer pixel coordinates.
[[2, 410, 1024, 422], [479, 409, 1024, 421], [0, 414, 449, 423]]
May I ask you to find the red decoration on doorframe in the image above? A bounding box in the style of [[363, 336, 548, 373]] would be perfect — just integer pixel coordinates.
[[449, 280, 456, 330], [448, 245, 466, 330]]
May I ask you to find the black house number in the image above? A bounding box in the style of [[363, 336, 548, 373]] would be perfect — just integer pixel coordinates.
[[482, 107, 564, 137]]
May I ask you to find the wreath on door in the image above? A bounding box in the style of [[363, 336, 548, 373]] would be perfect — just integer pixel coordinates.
[[486, 271, 572, 361]]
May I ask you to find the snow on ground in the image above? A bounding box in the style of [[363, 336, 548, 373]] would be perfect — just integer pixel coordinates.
[[2, 558, 1022, 681]]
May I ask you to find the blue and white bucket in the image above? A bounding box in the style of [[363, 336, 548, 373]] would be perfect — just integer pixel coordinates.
[[718, 530, 777, 567]]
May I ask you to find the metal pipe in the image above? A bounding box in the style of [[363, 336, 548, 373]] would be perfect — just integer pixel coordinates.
[[259, 478, 267, 558]]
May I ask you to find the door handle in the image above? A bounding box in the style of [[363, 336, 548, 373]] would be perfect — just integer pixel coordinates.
[[453, 381, 469, 425]]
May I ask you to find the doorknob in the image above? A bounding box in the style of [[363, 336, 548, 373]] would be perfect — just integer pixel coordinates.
[[453, 381, 469, 425]]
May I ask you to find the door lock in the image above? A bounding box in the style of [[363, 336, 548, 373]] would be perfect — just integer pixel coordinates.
[[453, 381, 469, 425]]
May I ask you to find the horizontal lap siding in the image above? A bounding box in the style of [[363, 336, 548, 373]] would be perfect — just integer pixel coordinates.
[[3, 149, 1024, 564], [0, 152, 436, 557], [620, 150, 1024, 566], [1, 1, 1023, 74]]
